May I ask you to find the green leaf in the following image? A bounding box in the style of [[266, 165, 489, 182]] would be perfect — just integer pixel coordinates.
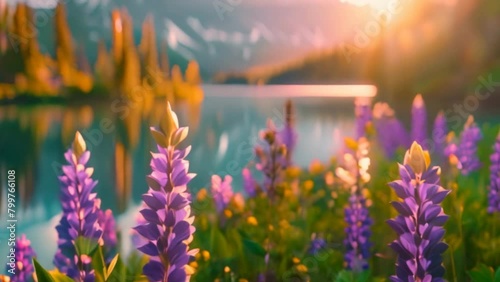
[[126, 252, 149, 281], [49, 270, 74, 282], [132, 276, 150, 282], [242, 238, 266, 257], [75, 236, 99, 257], [91, 246, 106, 282], [33, 258, 55, 282], [468, 264, 494, 282], [335, 270, 354, 282], [105, 253, 126, 281], [105, 254, 119, 281], [354, 270, 370, 282], [494, 267, 500, 282], [210, 224, 230, 257]]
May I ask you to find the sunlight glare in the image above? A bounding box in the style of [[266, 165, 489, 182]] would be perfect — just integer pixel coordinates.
[[341, 0, 395, 11]]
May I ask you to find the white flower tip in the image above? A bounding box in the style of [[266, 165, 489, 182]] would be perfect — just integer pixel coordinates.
[[354, 97, 371, 106], [413, 94, 424, 108], [73, 131, 87, 158], [373, 102, 395, 119]]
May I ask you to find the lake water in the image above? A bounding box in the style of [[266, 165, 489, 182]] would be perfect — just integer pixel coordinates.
[[0, 84, 374, 268]]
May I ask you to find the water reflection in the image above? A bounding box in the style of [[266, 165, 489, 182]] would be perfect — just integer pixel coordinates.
[[0, 87, 361, 266]]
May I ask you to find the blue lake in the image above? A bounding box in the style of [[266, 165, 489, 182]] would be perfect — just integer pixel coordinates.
[[0, 84, 372, 267]]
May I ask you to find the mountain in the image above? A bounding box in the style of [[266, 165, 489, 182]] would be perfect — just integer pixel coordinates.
[[215, 0, 500, 107], [21, 0, 373, 80]]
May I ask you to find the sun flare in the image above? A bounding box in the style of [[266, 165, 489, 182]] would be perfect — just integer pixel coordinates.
[[341, 0, 395, 11]]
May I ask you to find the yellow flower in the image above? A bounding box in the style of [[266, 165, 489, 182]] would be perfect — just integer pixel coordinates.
[[224, 266, 231, 273], [202, 250, 210, 261], [449, 154, 460, 167], [268, 225, 274, 231], [197, 188, 207, 201], [232, 193, 245, 212], [324, 171, 334, 186], [292, 257, 300, 264], [239, 279, 249, 282], [296, 264, 308, 272], [303, 180, 314, 191], [309, 160, 324, 175], [344, 137, 358, 151], [224, 209, 233, 218], [247, 216, 258, 226], [279, 219, 290, 229], [286, 166, 302, 178], [189, 261, 198, 269]]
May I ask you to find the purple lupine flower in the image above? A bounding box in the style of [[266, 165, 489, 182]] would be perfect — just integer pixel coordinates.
[[307, 236, 328, 256], [54, 132, 103, 282], [255, 119, 287, 200], [278, 99, 298, 166], [211, 175, 234, 214], [131, 203, 148, 250], [432, 111, 448, 161], [98, 208, 118, 261], [354, 97, 372, 139], [387, 142, 450, 282], [344, 193, 372, 271], [337, 138, 372, 271], [6, 235, 36, 282], [373, 102, 410, 158], [242, 168, 257, 198], [488, 132, 500, 213], [411, 94, 428, 148], [456, 115, 482, 175], [134, 103, 198, 282]]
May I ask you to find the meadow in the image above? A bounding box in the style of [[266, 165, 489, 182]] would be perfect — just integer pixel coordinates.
[[3, 94, 500, 282]]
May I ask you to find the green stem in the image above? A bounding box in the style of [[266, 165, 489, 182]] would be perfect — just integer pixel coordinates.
[[450, 244, 457, 282]]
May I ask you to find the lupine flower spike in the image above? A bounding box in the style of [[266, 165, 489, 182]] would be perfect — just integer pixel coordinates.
[[336, 137, 372, 271], [354, 97, 372, 139], [308, 236, 328, 256], [373, 102, 410, 158], [54, 132, 104, 281], [255, 119, 287, 200], [134, 103, 198, 281], [457, 115, 482, 175], [211, 174, 234, 215], [445, 115, 482, 175], [411, 94, 428, 148], [488, 131, 500, 213], [98, 207, 118, 261], [242, 168, 258, 198], [279, 99, 298, 166], [432, 111, 448, 162], [6, 235, 36, 282], [388, 142, 450, 282]]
